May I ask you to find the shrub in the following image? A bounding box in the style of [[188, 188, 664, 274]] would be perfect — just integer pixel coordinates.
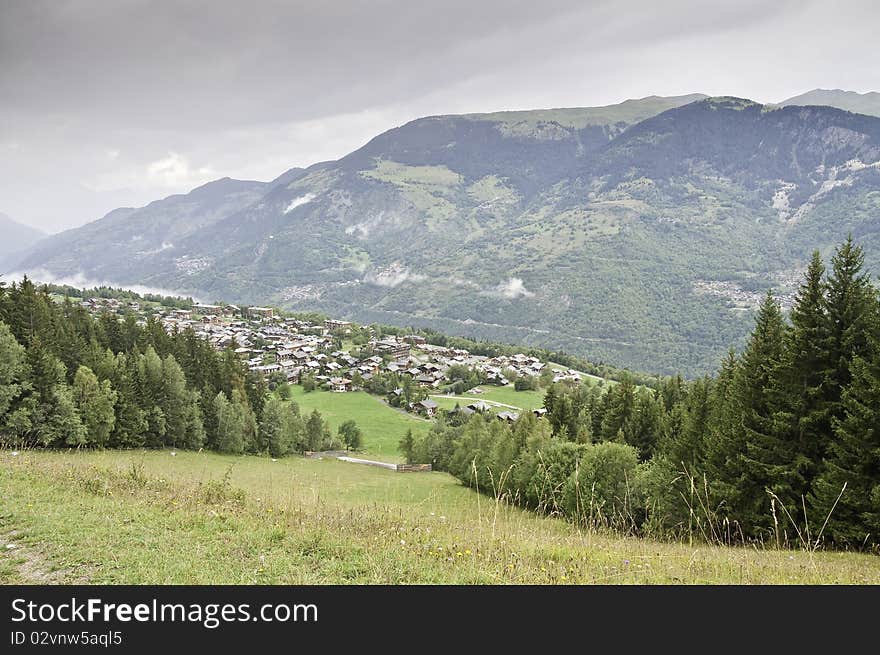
[[563, 441, 644, 530], [516, 439, 586, 514]]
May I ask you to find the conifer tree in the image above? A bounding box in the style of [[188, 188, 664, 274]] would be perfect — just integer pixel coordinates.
[[399, 428, 416, 463], [811, 313, 880, 547], [734, 291, 788, 533], [768, 251, 831, 509], [658, 376, 712, 472], [600, 375, 636, 443], [180, 394, 206, 450], [108, 352, 148, 448], [823, 236, 876, 418]]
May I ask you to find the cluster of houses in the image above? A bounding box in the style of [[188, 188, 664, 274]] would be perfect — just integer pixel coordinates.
[[693, 279, 796, 312], [160, 308, 588, 398], [415, 398, 548, 422], [80, 297, 135, 312], [78, 297, 589, 419]]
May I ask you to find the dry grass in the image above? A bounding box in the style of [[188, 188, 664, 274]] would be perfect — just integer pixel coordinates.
[[1, 449, 878, 585]]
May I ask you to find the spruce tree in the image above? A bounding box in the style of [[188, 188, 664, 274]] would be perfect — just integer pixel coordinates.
[[706, 293, 787, 535], [770, 251, 830, 508], [658, 376, 712, 472], [811, 346, 880, 548], [811, 302, 880, 547], [736, 291, 789, 534], [600, 375, 636, 443], [108, 352, 148, 448], [705, 350, 740, 499], [822, 236, 876, 418], [805, 237, 879, 534], [399, 428, 416, 463]]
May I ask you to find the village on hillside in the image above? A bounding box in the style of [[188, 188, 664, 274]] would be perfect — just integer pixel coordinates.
[[77, 296, 587, 420]]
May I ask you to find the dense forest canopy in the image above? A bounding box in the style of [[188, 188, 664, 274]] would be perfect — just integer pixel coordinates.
[[0, 278, 337, 457]]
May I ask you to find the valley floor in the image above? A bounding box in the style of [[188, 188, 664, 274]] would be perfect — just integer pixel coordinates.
[[2, 449, 878, 585]]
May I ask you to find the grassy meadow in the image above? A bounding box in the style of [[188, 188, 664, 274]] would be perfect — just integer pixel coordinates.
[[288, 386, 430, 461], [428, 385, 546, 414], [2, 448, 879, 585]]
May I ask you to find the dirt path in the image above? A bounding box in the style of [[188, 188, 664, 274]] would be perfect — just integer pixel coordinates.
[[0, 530, 88, 584], [336, 456, 398, 470], [371, 395, 431, 421]]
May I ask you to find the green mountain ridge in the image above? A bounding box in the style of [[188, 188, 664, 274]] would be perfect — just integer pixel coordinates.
[[10, 93, 880, 376], [778, 88, 880, 117]]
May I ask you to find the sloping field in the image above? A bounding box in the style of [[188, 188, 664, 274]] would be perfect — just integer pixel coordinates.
[[2, 449, 878, 585], [288, 387, 430, 461]]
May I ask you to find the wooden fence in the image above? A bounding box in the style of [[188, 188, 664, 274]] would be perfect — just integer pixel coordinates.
[[395, 463, 432, 473]]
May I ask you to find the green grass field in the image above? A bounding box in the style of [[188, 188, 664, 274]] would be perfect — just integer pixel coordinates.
[[2, 449, 879, 585], [466, 385, 546, 409], [429, 385, 546, 414], [547, 363, 607, 385], [288, 387, 430, 461]]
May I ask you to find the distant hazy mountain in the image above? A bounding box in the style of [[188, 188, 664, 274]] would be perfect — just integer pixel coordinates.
[[13, 177, 274, 282], [0, 213, 46, 270], [15, 94, 880, 376], [778, 88, 880, 117]]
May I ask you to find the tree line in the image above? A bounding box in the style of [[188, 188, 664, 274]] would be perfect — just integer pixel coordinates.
[[0, 278, 340, 457], [43, 283, 195, 309], [401, 237, 880, 550]]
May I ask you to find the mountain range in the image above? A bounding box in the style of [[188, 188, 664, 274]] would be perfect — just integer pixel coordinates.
[[0, 213, 46, 270], [778, 88, 880, 117], [8, 90, 880, 376]]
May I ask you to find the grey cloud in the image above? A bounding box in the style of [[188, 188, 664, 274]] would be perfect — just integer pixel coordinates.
[[0, 0, 877, 232]]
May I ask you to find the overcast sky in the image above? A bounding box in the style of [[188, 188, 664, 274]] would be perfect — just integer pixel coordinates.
[[1, 0, 878, 233]]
